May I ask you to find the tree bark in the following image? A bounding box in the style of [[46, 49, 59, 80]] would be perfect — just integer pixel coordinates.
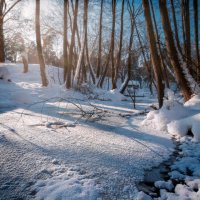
[[63, 0, 68, 82], [193, 0, 200, 83], [159, 0, 192, 101], [113, 0, 124, 89], [73, 0, 88, 88], [111, 0, 116, 89], [170, 0, 183, 57], [96, 0, 103, 78], [182, 0, 193, 76], [149, 0, 169, 88], [120, 0, 134, 94], [143, 0, 164, 108], [67, 0, 78, 88], [0, 1, 5, 62], [35, 0, 48, 86]]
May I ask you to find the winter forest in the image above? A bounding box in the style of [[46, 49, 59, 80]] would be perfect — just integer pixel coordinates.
[[0, 0, 200, 199]]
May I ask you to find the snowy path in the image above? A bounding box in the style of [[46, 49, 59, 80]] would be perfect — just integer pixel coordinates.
[[0, 64, 174, 199]]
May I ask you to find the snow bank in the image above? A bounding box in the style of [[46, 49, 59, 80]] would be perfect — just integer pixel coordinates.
[[167, 113, 200, 141], [0, 66, 11, 81], [142, 99, 190, 131], [142, 92, 200, 141], [151, 138, 200, 200], [184, 95, 200, 111]]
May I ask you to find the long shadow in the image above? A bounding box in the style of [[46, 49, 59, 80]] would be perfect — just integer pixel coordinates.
[[0, 79, 171, 154]]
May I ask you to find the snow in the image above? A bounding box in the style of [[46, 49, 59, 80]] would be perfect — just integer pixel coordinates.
[[184, 94, 200, 111], [136, 191, 152, 200], [0, 64, 174, 199], [0, 65, 11, 80], [143, 91, 200, 141], [139, 88, 200, 199], [33, 166, 100, 200], [154, 180, 174, 191], [167, 113, 200, 141]]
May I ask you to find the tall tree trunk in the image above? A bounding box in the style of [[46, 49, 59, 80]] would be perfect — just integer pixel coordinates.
[[111, 0, 116, 89], [63, 0, 68, 82], [159, 0, 192, 101], [193, 0, 200, 83], [0, 1, 5, 62], [170, 0, 183, 56], [35, 0, 48, 86], [120, 0, 134, 94], [182, 0, 192, 75], [98, 1, 116, 88], [67, 0, 78, 88], [142, 0, 164, 108], [149, 0, 169, 88], [113, 0, 124, 89], [97, 48, 111, 88], [96, 0, 103, 78], [73, 0, 88, 88], [84, 0, 95, 84]]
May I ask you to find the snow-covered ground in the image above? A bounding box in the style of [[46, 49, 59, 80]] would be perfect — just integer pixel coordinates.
[[0, 63, 192, 199]]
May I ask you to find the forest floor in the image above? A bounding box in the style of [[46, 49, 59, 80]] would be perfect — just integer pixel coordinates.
[[0, 64, 196, 200]]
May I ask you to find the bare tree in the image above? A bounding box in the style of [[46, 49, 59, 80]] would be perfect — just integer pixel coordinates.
[[182, 0, 192, 76], [149, 0, 169, 88], [73, 0, 88, 87], [0, 0, 21, 62], [63, 0, 68, 82], [120, 0, 134, 94], [159, 0, 192, 101], [35, 0, 48, 86], [96, 0, 103, 78], [113, 0, 124, 89], [142, 0, 164, 108], [193, 0, 200, 83], [111, 0, 116, 89], [67, 0, 78, 88]]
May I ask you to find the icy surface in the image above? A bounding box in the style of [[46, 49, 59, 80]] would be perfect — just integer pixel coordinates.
[[0, 64, 174, 199]]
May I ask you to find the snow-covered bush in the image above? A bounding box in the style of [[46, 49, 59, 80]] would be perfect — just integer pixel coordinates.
[[142, 92, 200, 141], [142, 99, 190, 131]]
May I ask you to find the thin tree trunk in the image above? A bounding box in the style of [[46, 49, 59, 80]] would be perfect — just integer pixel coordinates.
[[193, 0, 200, 83], [63, 0, 68, 82], [0, 18, 4, 62], [142, 0, 164, 108], [22, 54, 28, 73], [96, 0, 103, 78], [97, 48, 111, 88], [73, 0, 88, 88], [70, 0, 81, 50], [120, 1, 134, 94], [85, 0, 95, 84], [111, 0, 116, 89], [0, 1, 5, 63], [182, 0, 192, 76], [149, 0, 169, 88], [170, 0, 183, 56], [85, 39, 95, 84], [35, 0, 48, 86], [67, 0, 78, 88], [159, 0, 192, 101], [113, 0, 124, 89]]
